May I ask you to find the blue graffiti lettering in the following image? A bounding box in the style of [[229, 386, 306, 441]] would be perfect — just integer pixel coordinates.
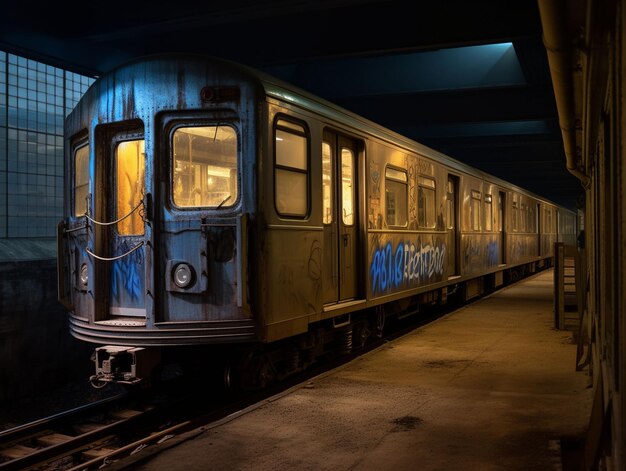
[[111, 243, 143, 302], [370, 240, 446, 294]]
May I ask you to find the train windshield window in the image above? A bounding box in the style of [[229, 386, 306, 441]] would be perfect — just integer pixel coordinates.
[[172, 125, 238, 209], [418, 176, 436, 228], [385, 167, 407, 227], [74, 144, 89, 217], [116, 139, 145, 236], [275, 120, 308, 217], [322, 142, 332, 224], [471, 190, 481, 231], [484, 194, 493, 231]]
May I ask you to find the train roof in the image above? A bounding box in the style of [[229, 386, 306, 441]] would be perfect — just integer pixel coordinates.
[[256, 69, 572, 212], [84, 53, 575, 213]]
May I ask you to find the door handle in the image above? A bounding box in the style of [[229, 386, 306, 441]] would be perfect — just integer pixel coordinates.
[[343, 234, 349, 246]]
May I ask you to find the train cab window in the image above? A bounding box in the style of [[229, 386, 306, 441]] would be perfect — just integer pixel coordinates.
[[172, 125, 238, 209], [322, 142, 332, 224], [73, 144, 89, 217], [116, 139, 145, 235], [471, 190, 481, 231], [417, 176, 436, 228], [484, 194, 493, 231], [385, 167, 407, 227], [275, 119, 308, 217]]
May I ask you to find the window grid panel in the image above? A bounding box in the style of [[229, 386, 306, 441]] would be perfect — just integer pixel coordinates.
[[2, 50, 94, 238]]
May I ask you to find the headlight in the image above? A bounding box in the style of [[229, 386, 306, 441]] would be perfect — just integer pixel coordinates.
[[80, 263, 88, 286], [173, 263, 194, 289]]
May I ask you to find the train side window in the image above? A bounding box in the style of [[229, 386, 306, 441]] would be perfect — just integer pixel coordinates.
[[512, 200, 519, 232], [275, 119, 308, 217], [73, 144, 89, 217], [484, 194, 493, 231], [172, 125, 238, 209], [471, 190, 481, 231], [417, 176, 436, 228], [385, 167, 407, 227], [322, 142, 332, 224]]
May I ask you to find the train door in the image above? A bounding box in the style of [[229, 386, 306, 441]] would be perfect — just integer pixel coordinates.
[[446, 176, 459, 277], [498, 191, 506, 264], [106, 133, 148, 318], [322, 130, 359, 303]]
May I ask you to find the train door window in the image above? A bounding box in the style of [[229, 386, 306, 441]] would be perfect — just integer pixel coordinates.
[[446, 179, 454, 230], [172, 125, 238, 209], [341, 148, 354, 225], [417, 176, 436, 228], [546, 207, 552, 233], [498, 193, 503, 232], [275, 119, 308, 217], [484, 194, 493, 231], [322, 142, 332, 224], [385, 167, 407, 227], [512, 200, 519, 232], [116, 139, 145, 236], [73, 144, 89, 217], [470, 190, 481, 231]]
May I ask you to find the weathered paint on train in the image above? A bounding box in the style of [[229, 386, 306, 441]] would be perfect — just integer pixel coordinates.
[[58, 54, 577, 355]]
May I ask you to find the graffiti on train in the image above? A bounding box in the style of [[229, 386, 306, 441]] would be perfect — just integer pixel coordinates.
[[111, 242, 143, 302], [370, 240, 446, 294]]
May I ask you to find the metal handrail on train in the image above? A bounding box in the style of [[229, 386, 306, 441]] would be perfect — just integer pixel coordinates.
[[85, 241, 145, 261], [83, 199, 144, 226], [81, 198, 146, 261]]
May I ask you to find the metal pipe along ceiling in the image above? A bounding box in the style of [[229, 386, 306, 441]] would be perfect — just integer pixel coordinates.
[[537, 0, 591, 187]]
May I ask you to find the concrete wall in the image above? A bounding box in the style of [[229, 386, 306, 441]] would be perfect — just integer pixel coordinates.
[[0, 258, 94, 402]]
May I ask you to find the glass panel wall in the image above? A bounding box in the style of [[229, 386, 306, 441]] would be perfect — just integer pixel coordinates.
[[0, 50, 95, 238]]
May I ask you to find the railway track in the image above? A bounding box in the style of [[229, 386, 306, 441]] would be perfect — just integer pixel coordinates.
[[0, 276, 522, 471], [0, 377, 217, 471], [0, 368, 315, 471]]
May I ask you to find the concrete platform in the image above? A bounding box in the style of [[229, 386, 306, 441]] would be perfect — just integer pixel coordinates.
[[129, 270, 592, 470]]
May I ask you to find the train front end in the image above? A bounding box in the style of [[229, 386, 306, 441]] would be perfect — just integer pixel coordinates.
[[57, 56, 258, 385]]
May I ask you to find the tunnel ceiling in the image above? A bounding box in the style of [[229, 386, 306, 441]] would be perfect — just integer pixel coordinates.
[[0, 0, 583, 209]]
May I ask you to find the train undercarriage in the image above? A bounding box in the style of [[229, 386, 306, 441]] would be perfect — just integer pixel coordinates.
[[88, 260, 549, 392]]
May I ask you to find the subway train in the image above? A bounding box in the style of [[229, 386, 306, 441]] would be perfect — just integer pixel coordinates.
[[57, 54, 577, 389]]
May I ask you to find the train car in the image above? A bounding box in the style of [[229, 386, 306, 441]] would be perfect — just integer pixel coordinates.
[[57, 54, 576, 388]]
